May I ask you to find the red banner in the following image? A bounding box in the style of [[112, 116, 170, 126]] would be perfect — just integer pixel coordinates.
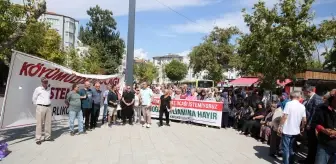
[[152, 98, 223, 111]]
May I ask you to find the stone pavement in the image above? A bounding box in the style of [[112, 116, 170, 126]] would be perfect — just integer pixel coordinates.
[[0, 120, 282, 164]]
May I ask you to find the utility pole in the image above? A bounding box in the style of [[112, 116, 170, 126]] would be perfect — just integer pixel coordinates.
[[125, 0, 136, 87]]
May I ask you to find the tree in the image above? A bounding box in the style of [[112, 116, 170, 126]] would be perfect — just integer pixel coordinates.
[[164, 60, 188, 82], [65, 48, 85, 73], [307, 58, 323, 70], [318, 18, 336, 70], [82, 45, 104, 74], [236, 0, 319, 89], [134, 62, 158, 84], [0, 0, 46, 52], [14, 22, 65, 65], [79, 5, 125, 74], [323, 41, 336, 71], [189, 27, 240, 82]]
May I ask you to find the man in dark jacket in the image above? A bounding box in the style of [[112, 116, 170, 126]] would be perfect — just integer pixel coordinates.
[[314, 90, 336, 164], [301, 85, 323, 164]]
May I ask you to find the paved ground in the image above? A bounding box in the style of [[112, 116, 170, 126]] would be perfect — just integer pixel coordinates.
[[0, 120, 282, 164]]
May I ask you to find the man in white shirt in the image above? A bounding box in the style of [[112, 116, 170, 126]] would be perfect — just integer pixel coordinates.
[[102, 85, 110, 125], [278, 91, 307, 164], [140, 82, 153, 128], [32, 77, 53, 145]]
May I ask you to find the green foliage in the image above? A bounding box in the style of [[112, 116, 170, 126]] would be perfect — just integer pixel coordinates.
[[65, 48, 85, 73], [235, 0, 319, 89], [14, 22, 65, 65], [306, 58, 323, 70], [0, 0, 46, 52], [189, 27, 240, 82], [79, 5, 125, 75], [134, 62, 158, 84], [83, 45, 104, 74], [164, 60, 188, 82], [318, 18, 336, 42], [323, 41, 336, 71]]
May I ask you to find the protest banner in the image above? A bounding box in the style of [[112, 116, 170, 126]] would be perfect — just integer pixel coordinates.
[[0, 51, 123, 129], [151, 98, 223, 127]]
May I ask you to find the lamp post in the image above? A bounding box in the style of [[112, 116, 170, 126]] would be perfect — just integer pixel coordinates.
[[125, 0, 136, 88]]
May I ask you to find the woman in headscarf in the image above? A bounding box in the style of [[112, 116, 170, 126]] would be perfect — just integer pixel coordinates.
[[214, 92, 222, 102], [198, 89, 207, 101], [240, 101, 266, 136], [206, 92, 216, 102], [186, 88, 197, 100], [222, 92, 230, 128], [237, 100, 254, 132], [259, 102, 274, 144]]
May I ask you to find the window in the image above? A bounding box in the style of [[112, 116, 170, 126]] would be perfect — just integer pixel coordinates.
[[46, 18, 60, 26], [67, 21, 75, 31], [68, 32, 74, 42]]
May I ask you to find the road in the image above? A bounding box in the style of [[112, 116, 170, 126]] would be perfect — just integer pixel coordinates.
[[0, 120, 281, 164]]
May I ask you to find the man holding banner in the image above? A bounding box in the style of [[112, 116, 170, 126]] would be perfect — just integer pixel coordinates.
[[32, 77, 53, 145]]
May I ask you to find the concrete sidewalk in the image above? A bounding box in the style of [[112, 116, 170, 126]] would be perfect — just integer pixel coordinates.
[[0, 121, 280, 164]]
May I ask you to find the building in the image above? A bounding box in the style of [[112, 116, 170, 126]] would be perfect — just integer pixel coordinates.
[[152, 54, 184, 84], [224, 68, 240, 80], [76, 40, 89, 58], [118, 54, 149, 75], [182, 56, 207, 81], [39, 12, 79, 49]]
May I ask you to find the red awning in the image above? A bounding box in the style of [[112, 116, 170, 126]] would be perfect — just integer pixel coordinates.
[[229, 77, 259, 87], [277, 79, 292, 86]]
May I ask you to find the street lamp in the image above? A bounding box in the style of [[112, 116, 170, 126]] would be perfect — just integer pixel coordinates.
[[125, 0, 136, 88]]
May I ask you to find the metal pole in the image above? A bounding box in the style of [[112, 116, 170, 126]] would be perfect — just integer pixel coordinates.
[[125, 0, 136, 88]]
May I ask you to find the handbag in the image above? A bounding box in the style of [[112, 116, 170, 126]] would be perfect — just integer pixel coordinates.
[[0, 142, 9, 160]]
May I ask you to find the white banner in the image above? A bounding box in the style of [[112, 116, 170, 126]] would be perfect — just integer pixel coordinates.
[[0, 51, 123, 129], [151, 98, 223, 127]]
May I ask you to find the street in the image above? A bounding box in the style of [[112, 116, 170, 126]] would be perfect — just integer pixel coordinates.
[[0, 120, 280, 164]]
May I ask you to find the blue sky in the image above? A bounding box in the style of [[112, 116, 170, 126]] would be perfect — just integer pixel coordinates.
[[40, 0, 336, 59]]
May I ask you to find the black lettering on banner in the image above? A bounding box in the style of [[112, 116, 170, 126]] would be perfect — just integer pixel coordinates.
[[52, 106, 69, 116], [52, 107, 57, 116]]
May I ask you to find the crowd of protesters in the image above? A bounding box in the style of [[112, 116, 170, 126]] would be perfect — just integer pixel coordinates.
[[222, 85, 336, 164], [32, 77, 336, 164]]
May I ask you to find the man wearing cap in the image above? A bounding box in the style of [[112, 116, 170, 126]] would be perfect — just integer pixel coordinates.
[[280, 92, 290, 110], [32, 77, 53, 145]]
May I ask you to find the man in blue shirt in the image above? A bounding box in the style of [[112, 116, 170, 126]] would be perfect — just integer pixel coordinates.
[[91, 82, 102, 129], [79, 81, 93, 131]]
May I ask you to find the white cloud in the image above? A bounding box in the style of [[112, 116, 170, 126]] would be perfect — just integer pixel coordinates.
[[171, 12, 248, 34], [12, 0, 215, 18], [236, 0, 278, 8], [134, 48, 149, 59], [177, 50, 191, 56], [313, 16, 333, 25], [157, 33, 177, 38], [314, 0, 336, 5]]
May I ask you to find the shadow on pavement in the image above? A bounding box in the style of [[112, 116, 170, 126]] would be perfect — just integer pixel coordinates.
[[0, 121, 70, 145], [253, 145, 282, 164]]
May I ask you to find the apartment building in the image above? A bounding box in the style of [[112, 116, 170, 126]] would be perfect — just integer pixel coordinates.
[[39, 12, 79, 49]]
